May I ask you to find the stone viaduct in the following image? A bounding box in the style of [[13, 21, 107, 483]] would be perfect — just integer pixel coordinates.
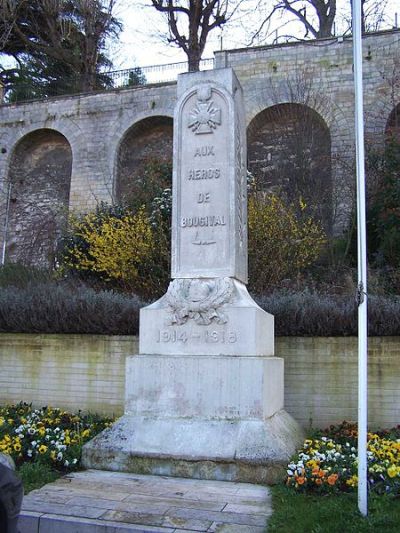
[[0, 30, 399, 265]]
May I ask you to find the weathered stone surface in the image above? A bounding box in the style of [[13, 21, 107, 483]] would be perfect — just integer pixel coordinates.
[[82, 410, 303, 484], [116, 116, 173, 206], [139, 279, 274, 356], [19, 470, 272, 532], [172, 69, 247, 283], [82, 67, 303, 482], [6, 129, 72, 266], [124, 354, 283, 419]]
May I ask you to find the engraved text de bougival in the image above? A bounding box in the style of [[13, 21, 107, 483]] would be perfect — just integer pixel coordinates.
[[181, 215, 226, 228], [188, 168, 220, 180]]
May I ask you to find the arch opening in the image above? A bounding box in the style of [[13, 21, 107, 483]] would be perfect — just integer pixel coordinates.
[[116, 116, 173, 208], [247, 103, 332, 231], [386, 103, 400, 141], [6, 129, 72, 267]]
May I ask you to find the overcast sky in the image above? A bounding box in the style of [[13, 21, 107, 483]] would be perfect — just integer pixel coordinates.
[[110, 0, 399, 70]]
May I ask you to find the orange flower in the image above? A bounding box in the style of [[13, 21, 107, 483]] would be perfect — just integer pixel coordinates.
[[327, 474, 338, 486], [318, 469, 325, 478], [296, 476, 306, 485], [315, 478, 323, 485], [312, 467, 320, 476]]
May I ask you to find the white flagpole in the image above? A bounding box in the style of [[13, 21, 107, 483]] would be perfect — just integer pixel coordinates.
[[352, 0, 368, 517]]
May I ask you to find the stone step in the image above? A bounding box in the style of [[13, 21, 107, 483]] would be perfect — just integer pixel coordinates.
[[19, 470, 272, 533]]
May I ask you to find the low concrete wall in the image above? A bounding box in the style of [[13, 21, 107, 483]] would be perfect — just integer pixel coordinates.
[[0, 334, 399, 428], [277, 337, 400, 429], [0, 334, 137, 417]]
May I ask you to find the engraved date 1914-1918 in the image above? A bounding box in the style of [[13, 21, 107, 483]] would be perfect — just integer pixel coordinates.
[[157, 329, 237, 344]]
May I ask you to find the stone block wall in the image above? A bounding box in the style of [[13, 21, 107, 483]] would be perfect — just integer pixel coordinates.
[[215, 30, 400, 232], [0, 30, 399, 262], [0, 333, 398, 429]]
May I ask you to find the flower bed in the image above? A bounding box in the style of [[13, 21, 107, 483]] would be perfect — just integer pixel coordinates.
[[286, 421, 400, 495], [0, 402, 113, 472]]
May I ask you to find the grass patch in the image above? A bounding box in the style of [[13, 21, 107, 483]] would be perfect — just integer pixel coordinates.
[[17, 462, 60, 494], [268, 485, 400, 532]]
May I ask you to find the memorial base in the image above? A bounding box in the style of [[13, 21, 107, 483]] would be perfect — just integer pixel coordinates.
[[82, 353, 304, 484], [82, 411, 302, 484]]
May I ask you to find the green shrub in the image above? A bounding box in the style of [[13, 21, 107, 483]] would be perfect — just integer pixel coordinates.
[[18, 462, 59, 494], [366, 136, 400, 267], [60, 201, 170, 300], [248, 194, 326, 294], [0, 281, 142, 334], [256, 292, 400, 336], [0, 263, 50, 288], [0, 276, 399, 336]]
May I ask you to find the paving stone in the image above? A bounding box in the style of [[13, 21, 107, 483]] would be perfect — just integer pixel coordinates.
[[66, 496, 172, 515], [162, 513, 213, 531], [222, 503, 272, 515], [164, 508, 267, 527], [177, 492, 269, 505], [18, 470, 272, 532], [38, 514, 175, 533], [101, 510, 165, 527], [22, 500, 105, 519], [123, 494, 225, 511], [207, 524, 266, 533], [18, 510, 42, 533]]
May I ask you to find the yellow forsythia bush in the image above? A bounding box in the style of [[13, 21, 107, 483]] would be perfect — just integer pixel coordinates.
[[63, 207, 156, 295], [248, 194, 326, 293]]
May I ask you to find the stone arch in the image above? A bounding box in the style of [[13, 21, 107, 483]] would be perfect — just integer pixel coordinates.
[[6, 128, 72, 267], [116, 115, 173, 207], [385, 103, 400, 141], [247, 103, 332, 230]]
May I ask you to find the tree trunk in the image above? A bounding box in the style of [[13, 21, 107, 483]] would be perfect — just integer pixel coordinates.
[[187, 49, 202, 72]]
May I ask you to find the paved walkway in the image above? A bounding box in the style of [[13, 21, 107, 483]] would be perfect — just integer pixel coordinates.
[[19, 470, 272, 532]]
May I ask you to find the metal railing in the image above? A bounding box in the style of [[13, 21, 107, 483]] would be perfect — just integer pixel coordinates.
[[111, 57, 214, 87], [3, 57, 215, 104]]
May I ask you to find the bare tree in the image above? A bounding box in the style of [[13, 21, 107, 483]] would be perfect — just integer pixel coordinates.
[[250, 0, 336, 45], [149, 0, 239, 71], [249, 0, 390, 46], [348, 0, 390, 35]]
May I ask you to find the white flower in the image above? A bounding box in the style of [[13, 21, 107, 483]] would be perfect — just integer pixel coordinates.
[[64, 460, 69, 467], [287, 470, 293, 476], [57, 452, 63, 461], [31, 441, 37, 447], [72, 459, 78, 464], [27, 450, 32, 457]]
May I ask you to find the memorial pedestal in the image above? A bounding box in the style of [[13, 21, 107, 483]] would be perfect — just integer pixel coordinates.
[[83, 283, 303, 483], [82, 68, 303, 483]]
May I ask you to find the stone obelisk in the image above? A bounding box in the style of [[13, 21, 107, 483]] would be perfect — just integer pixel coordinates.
[[83, 68, 303, 483]]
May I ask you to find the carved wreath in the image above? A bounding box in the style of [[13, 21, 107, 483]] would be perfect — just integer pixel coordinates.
[[165, 278, 234, 326]]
